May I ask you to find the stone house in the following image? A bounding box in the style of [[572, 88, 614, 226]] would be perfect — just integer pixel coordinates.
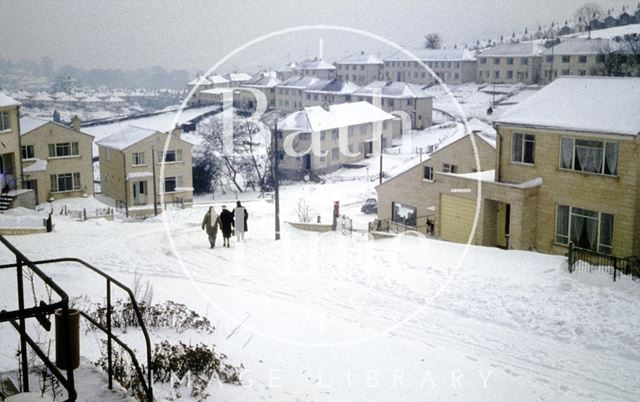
[[275, 76, 321, 113], [19, 116, 95, 204], [335, 52, 384, 85], [96, 126, 193, 217], [0, 94, 22, 191], [477, 42, 544, 85], [383, 48, 478, 85]]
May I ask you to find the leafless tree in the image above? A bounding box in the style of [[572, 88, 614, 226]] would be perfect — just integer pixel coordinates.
[[594, 38, 640, 77], [296, 198, 313, 223], [424, 34, 442, 49], [575, 3, 603, 39], [236, 119, 272, 194], [197, 118, 246, 193]]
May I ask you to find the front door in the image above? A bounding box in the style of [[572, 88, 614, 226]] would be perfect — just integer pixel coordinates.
[[303, 154, 311, 170], [497, 202, 511, 249], [133, 181, 147, 205]]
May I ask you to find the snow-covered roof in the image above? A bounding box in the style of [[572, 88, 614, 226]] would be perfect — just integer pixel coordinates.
[[20, 116, 49, 134], [336, 53, 384, 65], [82, 95, 102, 103], [467, 118, 497, 149], [241, 73, 281, 88], [223, 72, 253, 82], [23, 158, 48, 173], [31, 93, 53, 102], [353, 81, 431, 99], [303, 79, 360, 95], [295, 58, 336, 70], [278, 101, 395, 132], [495, 77, 640, 136], [276, 75, 321, 89], [0, 93, 21, 107], [105, 96, 125, 103], [205, 74, 229, 85], [73, 91, 88, 99], [56, 93, 78, 102], [543, 38, 619, 55], [572, 22, 640, 39], [188, 76, 212, 86], [385, 48, 477, 62], [479, 42, 545, 57], [96, 126, 159, 150]]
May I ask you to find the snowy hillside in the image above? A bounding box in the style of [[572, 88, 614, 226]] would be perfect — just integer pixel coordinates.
[[1, 179, 639, 401]]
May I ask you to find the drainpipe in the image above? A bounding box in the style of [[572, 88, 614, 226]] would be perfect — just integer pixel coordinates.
[[495, 124, 503, 182]]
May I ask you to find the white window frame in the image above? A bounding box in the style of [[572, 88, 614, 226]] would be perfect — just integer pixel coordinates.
[[50, 172, 81, 193], [162, 176, 183, 193], [511, 132, 535, 165], [48, 142, 80, 158], [555, 204, 614, 254], [21, 145, 35, 160], [559, 136, 618, 176], [442, 163, 457, 174], [158, 149, 183, 163], [423, 165, 434, 181], [0, 111, 11, 132], [132, 152, 145, 166]]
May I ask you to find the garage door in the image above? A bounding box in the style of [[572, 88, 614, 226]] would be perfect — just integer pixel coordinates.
[[440, 194, 477, 244]]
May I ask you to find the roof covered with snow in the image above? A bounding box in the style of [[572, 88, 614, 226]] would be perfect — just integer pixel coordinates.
[[354, 81, 432, 99], [336, 53, 384, 65], [495, 77, 640, 136], [385, 48, 477, 62], [0, 93, 21, 107], [223, 72, 253, 82], [20, 116, 50, 134], [207, 74, 230, 85], [95, 126, 159, 150], [188, 76, 212, 86], [278, 101, 395, 132], [479, 42, 545, 57], [276, 75, 321, 89], [543, 38, 619, 55], [276, 62, 297, 72], [303, 79, 360, 94], [23, 158, 48, 173], [467, 118, 497, 148], [572, 23, 640, 39], [242, 73, 281, 88], [295, 58, 336, 70]]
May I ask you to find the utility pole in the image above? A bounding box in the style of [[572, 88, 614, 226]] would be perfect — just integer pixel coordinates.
[[273, 120, 281, 240], [379, 130, 383, 185]]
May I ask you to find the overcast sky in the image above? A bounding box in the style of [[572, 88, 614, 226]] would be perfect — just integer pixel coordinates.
[[0, 0, 633, 73]]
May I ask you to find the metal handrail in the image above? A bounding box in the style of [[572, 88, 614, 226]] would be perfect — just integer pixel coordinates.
[[0, 235, 76, 401], [0, 236, 153, 401]]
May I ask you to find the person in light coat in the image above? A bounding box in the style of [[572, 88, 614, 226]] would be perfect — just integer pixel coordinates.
[[201, 206, 221, 248], [233, 201, 248, 241]]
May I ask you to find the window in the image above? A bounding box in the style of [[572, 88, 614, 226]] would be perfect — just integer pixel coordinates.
[[521, 57, 529, 65], [392, 202, 417, 228], [579, 70, 587, 76], [163, 176, 182, 192], [562, 55, 571, 63], [159, 149, 182, 163], [546, 55, 554, 63], [331, 147, 339, 161], [560, 137, 618, 176], [507, 57, 514, 65], [423, 165, 434, 181], [298, 132, 311, 141], [507, 70, 514, 79], [48, 142, 79, 158], [21, 145, 35, 160], [0, 111, 10, 131], [494, 71, 500, 79], [493, 58, 500, 65], [132, 152, 145, 166], [511, 132, 535, 164], [480, 58, 487, 64], [50, 173, 81, 192], [596, 55, 605, 63], [579, 55, 587, 63], [331, 129, 339, 140], [561, 69, 570, 75], [442, 163, 457, 173], [556, 205, 614, 254]]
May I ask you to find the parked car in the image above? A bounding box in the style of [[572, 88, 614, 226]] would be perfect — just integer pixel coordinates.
[[360, 198, 378, 214]]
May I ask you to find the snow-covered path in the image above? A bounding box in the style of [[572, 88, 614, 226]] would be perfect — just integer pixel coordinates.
[[2, 185, 640, 401]]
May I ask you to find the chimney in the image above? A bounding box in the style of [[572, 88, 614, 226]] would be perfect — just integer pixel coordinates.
[[171, 126, 182, 139], [71, 115, 80, 131]]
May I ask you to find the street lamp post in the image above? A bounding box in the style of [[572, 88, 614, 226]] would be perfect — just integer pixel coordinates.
[[273, 120, 281, 240]]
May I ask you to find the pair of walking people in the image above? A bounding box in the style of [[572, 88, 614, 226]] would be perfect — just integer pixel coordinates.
[[201, 201, 248, 248]]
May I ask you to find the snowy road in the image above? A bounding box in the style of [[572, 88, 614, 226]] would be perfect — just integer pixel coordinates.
[[1, 185, 640, 401]]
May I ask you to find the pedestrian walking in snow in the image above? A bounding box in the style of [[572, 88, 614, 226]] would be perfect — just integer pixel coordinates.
[[219, 205, 235, 248], [233, 201, 248, 242], [201, 206, 221, 248]]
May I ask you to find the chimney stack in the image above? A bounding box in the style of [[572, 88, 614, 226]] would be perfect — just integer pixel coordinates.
[[171, 125, 182, 139], [71, 115, 80, 131]]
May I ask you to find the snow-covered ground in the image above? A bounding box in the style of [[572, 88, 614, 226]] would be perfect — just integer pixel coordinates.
[[1, 179, 640, 401]]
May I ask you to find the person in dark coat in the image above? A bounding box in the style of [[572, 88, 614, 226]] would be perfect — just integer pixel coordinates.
[[233, 201, 248, 241], [219, 205, 235, 247], [201, 206, 220, 248]]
